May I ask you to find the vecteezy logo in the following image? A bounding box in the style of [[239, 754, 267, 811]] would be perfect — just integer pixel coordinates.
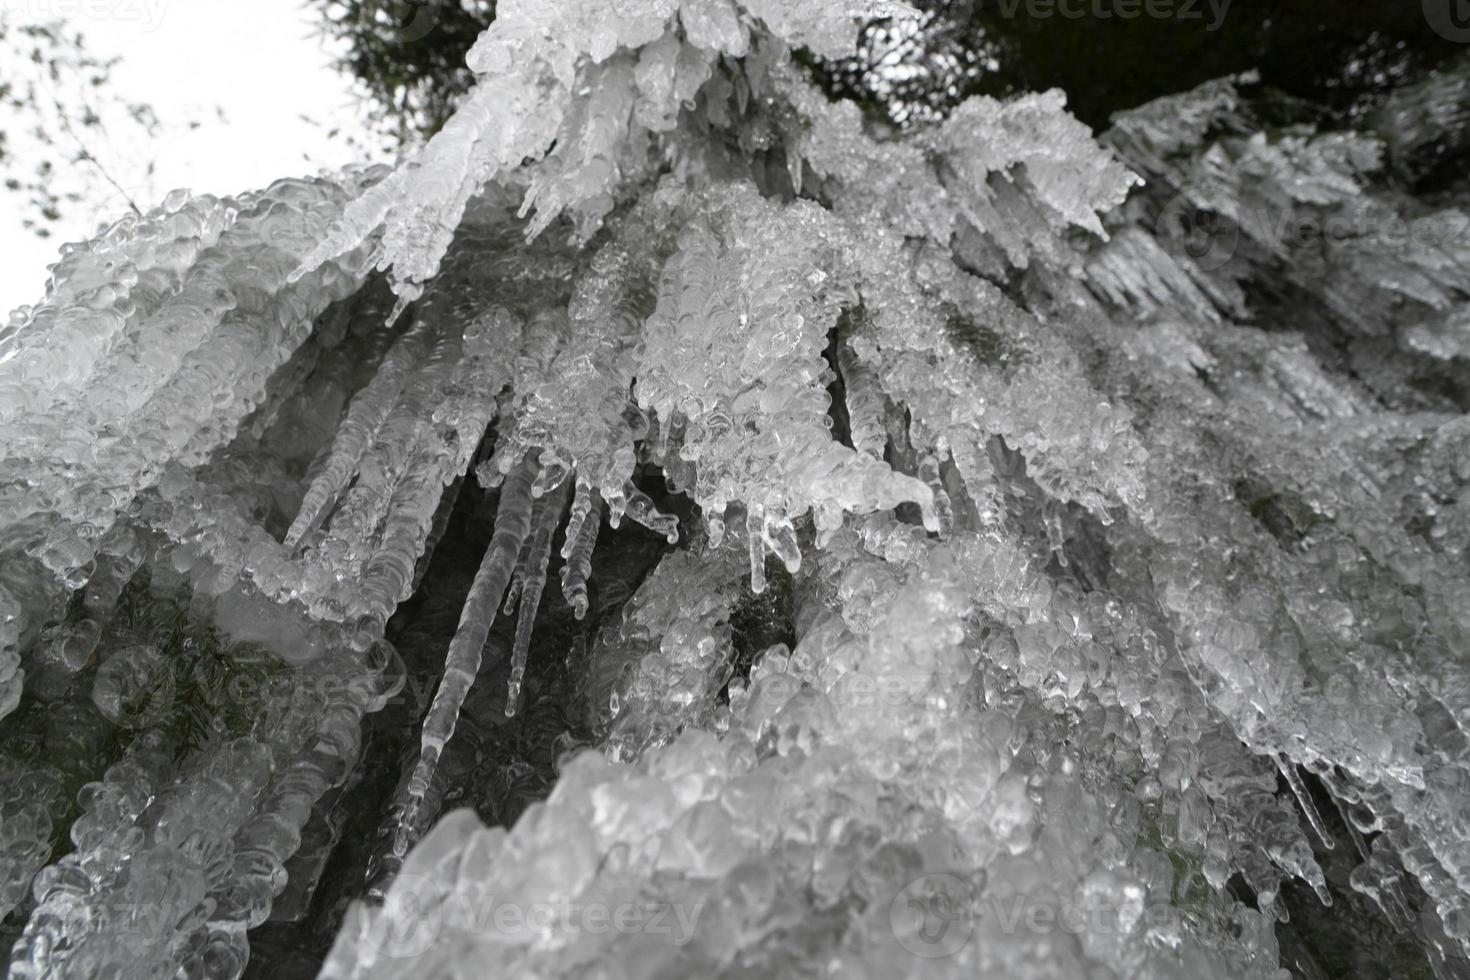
[[890, 872, 976, 959], [1424, 0, 1470, 42], [1156, 192, 1239, 273], [347, 873, 447, 960]]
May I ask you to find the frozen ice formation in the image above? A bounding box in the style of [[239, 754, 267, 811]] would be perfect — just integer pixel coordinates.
[[1, 4, 1469, 979]]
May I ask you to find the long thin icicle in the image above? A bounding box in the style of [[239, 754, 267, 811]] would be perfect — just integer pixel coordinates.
[[389, 455, 538, 861], [506, 477, 570, 717], [1276, 753, 1336, 851], [283, 318, 431, 550], [501, 531, 537, 615], [314, 329, 463, 582], [560, 487, 603, 620]]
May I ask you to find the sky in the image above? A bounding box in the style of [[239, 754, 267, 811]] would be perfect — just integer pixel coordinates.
[[1, 0, 372, 315]]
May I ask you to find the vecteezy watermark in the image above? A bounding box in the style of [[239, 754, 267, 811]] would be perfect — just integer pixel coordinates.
[[345, 875, 706, 959], [890, 872, 1187, 959], [4, 0, 169, 31], [1156, 195, 1240, 273], [1424, 0, 1470, 42], [891, 873, 978, 959], [742, 670, 946, 712], [977, 0, 1231, 31]]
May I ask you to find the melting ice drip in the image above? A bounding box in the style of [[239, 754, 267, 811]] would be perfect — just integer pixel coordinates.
[[1, 1, 1469, 978]]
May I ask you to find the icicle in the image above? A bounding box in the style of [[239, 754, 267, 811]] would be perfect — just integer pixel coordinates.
[[502, 530, 537, 615], [762, 511, 802, 573], [661, 412, 686, 463], [918, 454, 954, 536], [560, 479, 596, 560], [532, 456, 571, 497], [507, 476, 570, 717], [560, 488, 603, 620], [353, 329, 507, 628], [314, 329, 463, 588], [605, 482, 628, 529], [812, 499, 844, 549], [390, 455, 538, 861], [1276, 753, 1336, 851], [284, 318, 431, 550], [837, 341, 887, 460], [648, 410, 672, 463], [747, 502, 768, 594], [620, 480, 680, 543]]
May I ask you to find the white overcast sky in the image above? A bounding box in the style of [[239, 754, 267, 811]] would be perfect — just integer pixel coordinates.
[[1, 0, 372, 315]]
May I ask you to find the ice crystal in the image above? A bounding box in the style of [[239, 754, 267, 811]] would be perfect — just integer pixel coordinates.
[[1, 4, 1468, 979]]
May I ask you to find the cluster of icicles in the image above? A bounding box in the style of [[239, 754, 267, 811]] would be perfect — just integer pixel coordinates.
[[385, 398, 941, 873], [2, 0, 1470, 975], [390, 454, 634, 869]]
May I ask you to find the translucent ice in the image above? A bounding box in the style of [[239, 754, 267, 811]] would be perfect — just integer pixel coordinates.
[[0, 3, 1467, 978]]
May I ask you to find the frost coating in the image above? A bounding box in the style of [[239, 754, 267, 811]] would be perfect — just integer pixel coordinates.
[[1, 178, 369, 585], [0, 3, 1467, 979]]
